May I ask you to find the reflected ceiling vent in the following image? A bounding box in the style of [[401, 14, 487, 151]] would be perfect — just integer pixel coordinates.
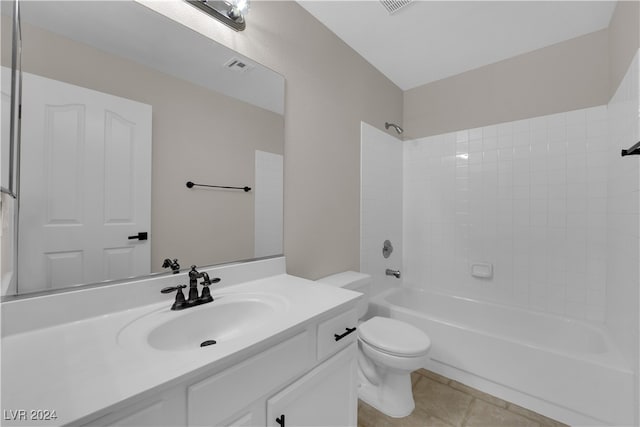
[[379, 0, 414, 14], [224, 57, 254, 73]]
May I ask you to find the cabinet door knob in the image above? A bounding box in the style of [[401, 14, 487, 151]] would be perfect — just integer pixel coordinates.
[[276, 414, 285, 427], [334, 327, 357, 341]]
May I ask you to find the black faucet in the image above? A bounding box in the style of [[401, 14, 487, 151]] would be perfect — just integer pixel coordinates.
[[161, 258, 181, 274], [187, 265, 205, 305], [161, 265, 220, 310]]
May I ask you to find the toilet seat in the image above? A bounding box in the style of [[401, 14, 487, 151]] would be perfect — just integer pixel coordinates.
[[358, 316, 431, 357]]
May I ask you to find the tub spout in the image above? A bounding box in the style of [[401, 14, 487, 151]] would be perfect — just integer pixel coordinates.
[[386, 269, 401, 279]]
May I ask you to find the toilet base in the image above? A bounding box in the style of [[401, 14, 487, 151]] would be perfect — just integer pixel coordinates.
[[358, 366, 415, 418]]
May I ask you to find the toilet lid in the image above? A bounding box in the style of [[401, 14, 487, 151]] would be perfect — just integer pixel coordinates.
[[358, 317, 431, 356]]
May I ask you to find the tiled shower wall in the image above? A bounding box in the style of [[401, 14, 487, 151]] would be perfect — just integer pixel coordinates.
[[400, 51, 640, 333], [362, 52, 639, 347], [403, 104, 610, 322]]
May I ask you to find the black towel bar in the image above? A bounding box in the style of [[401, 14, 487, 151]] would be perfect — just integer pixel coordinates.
[[186, 181, 251, 192]]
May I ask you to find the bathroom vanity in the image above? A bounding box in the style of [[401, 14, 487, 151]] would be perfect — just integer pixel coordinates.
[[1, 257, 360, 426]]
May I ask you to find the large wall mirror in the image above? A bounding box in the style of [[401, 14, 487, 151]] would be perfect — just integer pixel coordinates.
[[0, 0, 284, 297]]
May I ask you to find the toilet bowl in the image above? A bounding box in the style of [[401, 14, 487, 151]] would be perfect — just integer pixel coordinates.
[[316, 272, 431, 418], [357, 316, 430, 417]]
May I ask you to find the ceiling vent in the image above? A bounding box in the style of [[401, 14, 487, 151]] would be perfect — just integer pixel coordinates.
[[223, 57, 254, 73], [379, 0, 414, 14]]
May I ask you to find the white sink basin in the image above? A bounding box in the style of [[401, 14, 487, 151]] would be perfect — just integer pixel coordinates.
[[118, 293, 288, 352]]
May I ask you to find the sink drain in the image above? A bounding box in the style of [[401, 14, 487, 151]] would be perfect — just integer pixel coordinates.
[[200, 340, 217, 347]]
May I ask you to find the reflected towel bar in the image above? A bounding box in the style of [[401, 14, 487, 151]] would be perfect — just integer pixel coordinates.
[[621, 141, 640, 157], [186, 181, 251, 192]]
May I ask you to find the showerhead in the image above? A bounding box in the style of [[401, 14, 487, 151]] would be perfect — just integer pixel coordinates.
[[385, 122, 403, 135]]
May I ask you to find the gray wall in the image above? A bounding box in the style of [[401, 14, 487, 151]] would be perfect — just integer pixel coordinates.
[[236, 2, 404, 279], [403, 29, 610, 139], [404, 1, 640, 140], [142, 1, 404, 279], [609, 0, 640, 95]]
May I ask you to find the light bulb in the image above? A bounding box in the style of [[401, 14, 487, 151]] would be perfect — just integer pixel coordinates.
[[227, 0, 249, 20]]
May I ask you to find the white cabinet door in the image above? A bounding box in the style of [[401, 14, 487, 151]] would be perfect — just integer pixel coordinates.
[[18, 71, 152, 292], [188, 332, 312, 426], [266, 345, 357, 427]]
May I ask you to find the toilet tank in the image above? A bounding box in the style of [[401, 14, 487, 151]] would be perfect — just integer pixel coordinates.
[[316, 271, 372, 319]]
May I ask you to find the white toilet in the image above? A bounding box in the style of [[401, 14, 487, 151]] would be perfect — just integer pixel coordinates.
[[316, 271, 431, 418]]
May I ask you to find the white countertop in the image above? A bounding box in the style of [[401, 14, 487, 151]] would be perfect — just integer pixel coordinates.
[[1, 273, 359, 426]]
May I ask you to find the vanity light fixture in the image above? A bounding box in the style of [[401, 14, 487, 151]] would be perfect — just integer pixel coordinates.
[[186, 0, 250, 31]]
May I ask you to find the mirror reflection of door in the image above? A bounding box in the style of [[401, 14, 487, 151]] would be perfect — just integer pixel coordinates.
[[18, 71, 152, 292]]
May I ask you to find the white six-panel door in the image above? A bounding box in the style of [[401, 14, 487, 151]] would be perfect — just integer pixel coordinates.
[[19, 71, 152, 293]]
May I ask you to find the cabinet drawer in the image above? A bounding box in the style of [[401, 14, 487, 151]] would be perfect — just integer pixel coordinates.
[[317, 309, 358, 360], [187, 331, 312, 426]]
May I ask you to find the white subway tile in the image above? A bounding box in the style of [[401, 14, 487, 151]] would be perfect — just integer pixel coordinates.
[[546, 113, 566, 130], [513, 132, 531, 147], [586, 105, 608, 122], [456, 130, 469, 142], [497, 133, 514, 148], [483, 125, 497, 139], [469, 127, 483, 140], [529, 116, 547, 132], [548, 126, 566, 142], [565, 108, 586, 126], [512, 118, 530, 134]]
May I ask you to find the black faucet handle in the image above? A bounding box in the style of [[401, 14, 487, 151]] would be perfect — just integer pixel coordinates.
[[198, 274, 219, 304], [199, 282, 214, 304], [161, 284, 187, 293], [200, 274, 221, 287], [161, 285, 188, 310], [200, 273, 220, 286]]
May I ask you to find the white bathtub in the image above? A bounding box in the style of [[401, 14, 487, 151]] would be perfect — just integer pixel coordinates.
[[369, 287, 635, 426]]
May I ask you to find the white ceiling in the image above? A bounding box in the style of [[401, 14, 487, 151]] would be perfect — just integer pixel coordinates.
[[297, 1, 617, 90]]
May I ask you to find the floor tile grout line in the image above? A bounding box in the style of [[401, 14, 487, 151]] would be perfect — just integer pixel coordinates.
[[424, 407, 459, 427], [459, 397, 476, 427]]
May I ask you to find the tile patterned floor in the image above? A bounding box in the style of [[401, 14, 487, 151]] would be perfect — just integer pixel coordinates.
[[357, 369, 568, 427]]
